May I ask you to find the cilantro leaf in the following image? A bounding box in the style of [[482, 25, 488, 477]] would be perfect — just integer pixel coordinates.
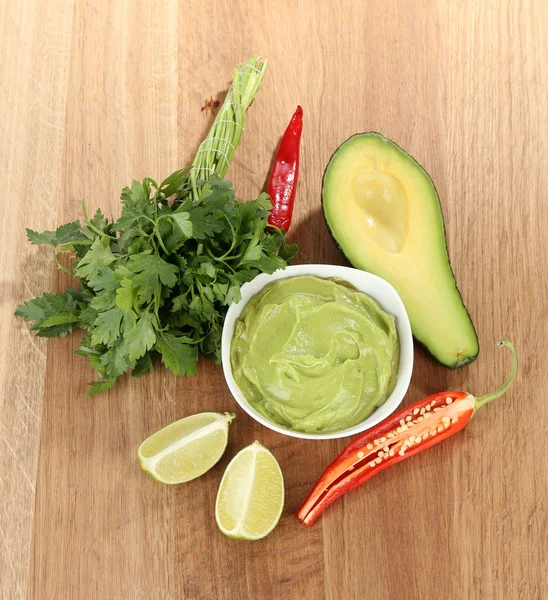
[[88, 266, 118, 293], [89, 290, 117, 312], [90, 209, 109, 232], [170, 293, 188, 312], [125, 312, 157, 361], [224, 284, 242, 306], [212, 282, 228, 301], [15, 292, 81, 338], [240, 234, 262, 262], [129, 253, 179, 304], [189, 207, 225, 239], [255, 192, 273, 212], [155, 332, 198, 376], [201, 324, 222, 363], [100, 339, 135, 378], [170, 212, 193, 238], [40, 312, 81, 328], [91, 307, 124, 345], [113, 180, 155, 232], [159, 169, 188, 197], [78, 306, 98, 329], [115, 279, 137, 312], [278, 241, 299, 261], [26, 221, 87, 247], [132, 354, 154, 377], [86, 378, 117, 395], [126, 179, 148, 205], [75, 236, 117, 279]]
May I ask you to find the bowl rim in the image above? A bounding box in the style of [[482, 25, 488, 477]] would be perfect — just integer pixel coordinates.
[[221, 264, 414, 440]]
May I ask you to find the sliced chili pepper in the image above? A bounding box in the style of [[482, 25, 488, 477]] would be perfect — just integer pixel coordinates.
[[267, 106, 303, 232], [297, 340, 518, 526]]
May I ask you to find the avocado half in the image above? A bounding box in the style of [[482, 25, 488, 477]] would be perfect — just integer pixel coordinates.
[[322, 132, 479, 368]]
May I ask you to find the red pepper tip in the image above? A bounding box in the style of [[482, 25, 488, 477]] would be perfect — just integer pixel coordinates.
[[266, 104, 303, 232]]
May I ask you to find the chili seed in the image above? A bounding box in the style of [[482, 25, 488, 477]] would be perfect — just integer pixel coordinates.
[[367, 443, 374, 450], [398, 450, 405, 456], [357, 451, 365, 459], [375, 458, 382, 465], [446, 397, 453, 404], [442, 417, 450, 424], [369, 461, 376, 468], [413, 408, 419, 415], [420, 408, 425, 415], [406, 416, 412, 422]]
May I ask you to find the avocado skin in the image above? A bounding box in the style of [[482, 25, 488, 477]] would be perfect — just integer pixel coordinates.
[[321, 132, 479, 369]]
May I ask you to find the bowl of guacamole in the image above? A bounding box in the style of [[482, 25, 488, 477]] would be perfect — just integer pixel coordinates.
[[221, 265, 413, 440]]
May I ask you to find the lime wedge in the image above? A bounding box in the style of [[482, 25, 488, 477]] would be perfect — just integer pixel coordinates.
[[138, 412, 234, 484], [215, 441, 284, 540]]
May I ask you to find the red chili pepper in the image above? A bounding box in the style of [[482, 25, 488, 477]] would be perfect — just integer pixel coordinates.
[[267, 106, 303, 232], [297, 340, 518, 526]]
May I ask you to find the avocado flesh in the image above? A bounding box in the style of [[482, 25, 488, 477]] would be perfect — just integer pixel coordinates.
[[322, 132, 479, 368]]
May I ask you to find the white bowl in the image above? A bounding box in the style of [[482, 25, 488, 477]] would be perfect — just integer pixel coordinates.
[[221, 264, 413, 440]]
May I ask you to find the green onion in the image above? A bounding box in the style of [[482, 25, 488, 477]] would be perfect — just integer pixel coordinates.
[[190, 56, 267, 197]]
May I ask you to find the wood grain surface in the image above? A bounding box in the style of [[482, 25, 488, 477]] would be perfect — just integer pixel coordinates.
[[1, 1, 547, 598]]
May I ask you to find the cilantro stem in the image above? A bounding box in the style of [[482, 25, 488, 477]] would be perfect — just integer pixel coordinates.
[[136, 213, 169, 255], [52, 247, 75, 276], [154, 290, 161, 322], [154, 222, 170, 255], [190, 57, 267, 198], [216, 212, 237, 260], [82, 200, 116, 239], [205, 246, 236, 273]]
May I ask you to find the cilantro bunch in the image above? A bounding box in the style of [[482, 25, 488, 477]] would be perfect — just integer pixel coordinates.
[[15, 56, 298, 394], [16, 174, 297, 393]]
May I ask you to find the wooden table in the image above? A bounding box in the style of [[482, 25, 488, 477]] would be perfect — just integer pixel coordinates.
[[1, 1, 547, 598]]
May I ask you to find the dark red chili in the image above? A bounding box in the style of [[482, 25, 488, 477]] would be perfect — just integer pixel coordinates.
[[267, 106, 303, 232], [297, 340, 518, 527]]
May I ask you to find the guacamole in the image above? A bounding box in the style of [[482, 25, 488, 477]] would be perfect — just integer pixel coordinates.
[[230, 275, 400, 434]]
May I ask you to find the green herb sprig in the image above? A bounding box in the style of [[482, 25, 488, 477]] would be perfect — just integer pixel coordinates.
[[15, 57, 298, 394]]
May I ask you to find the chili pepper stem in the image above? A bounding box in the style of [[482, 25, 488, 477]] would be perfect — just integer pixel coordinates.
[[473, 339, 518, 413]]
